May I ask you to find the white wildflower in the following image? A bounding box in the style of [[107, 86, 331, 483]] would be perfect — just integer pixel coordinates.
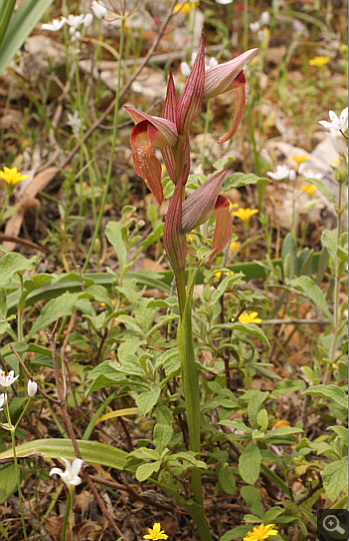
[[50, 458, 83, 487], [91, 0, 108, 18], [0, 370, 19, 388]]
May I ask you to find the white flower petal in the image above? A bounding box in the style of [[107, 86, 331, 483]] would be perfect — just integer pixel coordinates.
[[180, 61, 191, 77], [50, 467, 64, 477]]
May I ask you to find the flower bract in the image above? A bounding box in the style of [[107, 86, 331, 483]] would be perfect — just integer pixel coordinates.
[[50, 457, 83, 487], [0, 167, 30, 186], [143, 522, 168, 540], [0, 370, 20, 387], [238, 311, 262, 325], [243, 523, 278, 540]]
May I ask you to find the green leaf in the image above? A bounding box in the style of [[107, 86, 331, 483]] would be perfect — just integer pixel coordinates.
[[136, 385, 161, 415], [290, 276, 333, 322], [134, 298, 156, 335], [131, 448, 160, 461], [105, 221, 127, 271], [257, 409, 268, 432], [0, 439, 127, 471], [305, 177, 336, 204], [116, 315, 144, 336], [223, 172, 270, 190], [0, 253, 36, 286], [282, 233, 296, 280], [24, 274, 52, 293], [219, 525, 252, 541], [303, 385, 348, 408], [28, 292, 80, 337], [156, 405, 173, 426], [0, 463, 17, 504], [213, 156, 236, 171], [276, 379, 306, 395], [321, 229, 337, 266], [263, 506, 284, 523], [0, 0, 55, 76], [239, 443, 261, 484], [231, 322, 269, 345], [327, 426, 348, 441], [136, 461, 161, 482], [153, 424, 173, 454], [241, 486, 263, 517], [323, 458, 348, 501], [219, 469, 236, 495], [247, 391, 269, 428]]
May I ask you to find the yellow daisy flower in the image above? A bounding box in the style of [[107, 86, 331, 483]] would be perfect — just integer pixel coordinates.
[[173, 1, 199, 14], [340, 44, 348, 55], [291, 154, 310, 165], [243, 523, 278, 540], [0, 166, 30, 186], [143, 523, 168, 540], [232, 208, 259, 222], [299, 184, 316, 196], [229, 240, 241, 253], [309, 56, 330, 68], [238, 311, 262, 325]]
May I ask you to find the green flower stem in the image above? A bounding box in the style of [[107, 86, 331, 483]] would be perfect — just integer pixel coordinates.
[[82, 17, 126, 272], [0, 191, 10, 224], [14, 398, 30, 430], [62, 487, 73, 541], [18, 273, 24, 343]]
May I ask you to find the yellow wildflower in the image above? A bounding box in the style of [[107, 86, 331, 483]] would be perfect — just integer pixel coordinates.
[[309, 56, 330, 68], [238, 311, 262, 325], [243, 523, 278, 540], [229, 202, 238, 211], [299, 184, 316, 196], [187, 233, 194, 243], [229, 240, 241, 253], [215, 270, 234, 279], [232, 208, 259, 222], [0, 166, 30, 187], [340, 44, 348, 55], [291, 154, 310, 165], [143, 523, 168, 540], [173, 1, 199, 13]]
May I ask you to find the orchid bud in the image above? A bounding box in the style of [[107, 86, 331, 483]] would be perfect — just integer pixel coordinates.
[[176, 30, 205, 135], [27, 379, 38, 397]]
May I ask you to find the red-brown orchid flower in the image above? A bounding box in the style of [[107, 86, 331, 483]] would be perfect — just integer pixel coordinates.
[[125, 30, 257, 271], [203, 48, 258, 143]]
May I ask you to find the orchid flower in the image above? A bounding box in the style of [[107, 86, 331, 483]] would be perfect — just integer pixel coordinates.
[[125, 30, 257, 301]]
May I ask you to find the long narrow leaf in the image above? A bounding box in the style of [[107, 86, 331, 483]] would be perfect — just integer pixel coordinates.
[[0, 0, 54, 76], [0, 439, 128, 471]]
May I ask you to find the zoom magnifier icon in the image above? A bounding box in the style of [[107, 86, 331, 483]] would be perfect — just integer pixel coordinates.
[[323, 515, 346, 535]]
